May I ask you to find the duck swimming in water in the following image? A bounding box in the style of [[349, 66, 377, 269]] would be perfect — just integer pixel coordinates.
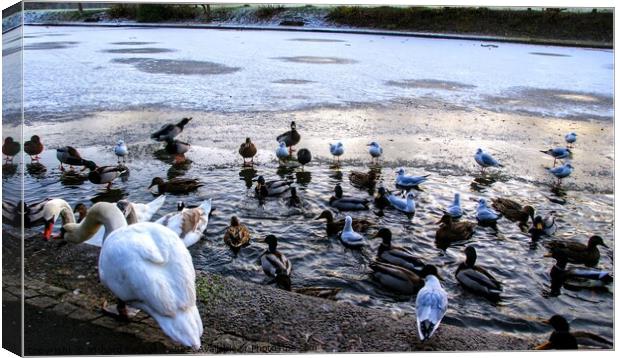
[[435, 214, 476, 248], [491, 197, 535, 231], [550, 252, 613, 294], [316, 209, 372, 236], [260, 235, 292, 279], [545, 235, 607, 267], [276, 121, 301, 154], [329, 184, 369, 211], [529, 213, 557, 240], [254, 176, 291, 202], [373, 228, 424, 274], [455, 246, 502, 301], [287, 187, 302, 208], [148, 177, 203, 195], [374, 186, 390, 211], [349, 170, 378, 189], [370, 261, 432, 295], [151, 117, 192, 142], [535, 315, 578, 350], [239, 137, 257, 166], [223, 216, 251, 250]]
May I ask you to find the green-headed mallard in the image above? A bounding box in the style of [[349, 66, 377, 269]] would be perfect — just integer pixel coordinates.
[[260, 235, 292, 278], [254, 175, 291, 202], [148, 177, 202, 195], [370, 262, 440, 296], [315, 209, 372, 236], [373, 228, 424, 274], [330, 184, 369, 211], [455, 246, 502, 301], [223, 216, 251, 249], [86, 162, 126, 190], [545, 235, 607, 267]]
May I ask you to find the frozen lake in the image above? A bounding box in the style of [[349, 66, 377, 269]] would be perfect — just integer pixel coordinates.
[[16, 25, 614, 122]]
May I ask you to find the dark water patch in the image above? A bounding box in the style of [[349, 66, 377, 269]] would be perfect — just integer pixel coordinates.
[[111, 57, 240, 76], [23, 34, 68, 39], [529, 52, 571, 57], [24, 41, 79, 51], [273, 56, 357, 64], [102, 47, 175, 54], [386, 79, 476, 91], [108, 41, 159, 46], [272, 79, 316, 85], [288, 38, 346, 43]]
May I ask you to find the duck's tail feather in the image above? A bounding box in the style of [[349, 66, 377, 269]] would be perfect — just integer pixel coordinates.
[[152, 306, 203, 350]]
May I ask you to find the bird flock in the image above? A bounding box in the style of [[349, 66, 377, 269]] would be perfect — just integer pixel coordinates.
[[1, 118, 611, 349]]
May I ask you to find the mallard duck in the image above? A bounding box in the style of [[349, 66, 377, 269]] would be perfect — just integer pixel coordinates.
[[529, 214, 557, 240], [476, 198, 501, 226], [239, 137, 257, 166], [545, 235, 607, 267], [416, 265, 448, 342], [455, 246, 502, 301], [56, 146, 93, 171], [370, 261, 428, 295], [114, 140, 128, 163], [296, 148, 311, 169], [541, 147, 571, 167], [548, 163, 573, 186], [57, 202, 203, 349], [2, 137, 20, 163], [349, 170, 377, 189], [491, 198, 535, 230], [339, 216, 365, 248], [315, 209, 372, 236], [435, 214, 476, 247], [474, 148, 503, 172], [254, 176, 291, 201], [329, 142, 344, 163], [565, 132, 577, 148], [148, 177, 202, 195], [535, 315, 578, 350], [374, 186, 390, 210], [395, 168, 429, 188], [3, 198, 51, 229], [550, 252, 613, 294], [275, 142, 289, 163], [260, 235, 292, 278], [276, 121, 301, 153], [164, 138, 190, 159], [151, 117, 192, 142], [329, 184, 369, 211], [387, 192, 416, 214], [368, 141, 382, 163], [156, 199, 212, 247], [223, 216, 251, 249], [86, 163, 126, 190], [446, 193, 463, 218], [273, 274, 341, 300], [373, 228, 424, 273], [287, 187, 302, 208], [24, 135, 43, 162]]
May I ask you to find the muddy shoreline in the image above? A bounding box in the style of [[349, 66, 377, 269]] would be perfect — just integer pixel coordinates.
[[2, 230, 537, 353]]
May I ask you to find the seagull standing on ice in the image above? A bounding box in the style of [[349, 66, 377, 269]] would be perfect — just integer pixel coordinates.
[[540, 147, 571, 167], [330, 142, 344, 163], [474, 148, 503, 173], [565, 132, 577, 148], [368, 141, 383, 163], [114, 140, 128, 163], [547, 162, 573, 186]]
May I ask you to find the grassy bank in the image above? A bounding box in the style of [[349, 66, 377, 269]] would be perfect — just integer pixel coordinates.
[[327, 6, 612, 42]]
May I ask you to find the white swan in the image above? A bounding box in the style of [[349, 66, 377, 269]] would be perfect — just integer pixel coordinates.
[[339, 216, 365, 248], [416, 267, 448, 342], [61, 202, 203, 349], [76, 196, 167, 247], [42, 199, 75, 240], [155, 199, 212, 248]]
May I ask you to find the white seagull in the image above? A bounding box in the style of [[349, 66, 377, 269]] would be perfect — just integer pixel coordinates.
[[416, 265, 448, 342]]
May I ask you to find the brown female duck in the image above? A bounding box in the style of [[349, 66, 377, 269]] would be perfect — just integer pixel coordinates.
[[349, 170, 378, 189], [239, 137, 257, 166], [491, 197, 535, 230], [435, 214, 476, 248], [545, 235, 607, 267], [276, 121, 301, 154], [2, 137, 20, 163], [315, 209, 372, 236], [223, 216, 251, 249], [24, 135, 44, 162], [148, 177, 203, 195]]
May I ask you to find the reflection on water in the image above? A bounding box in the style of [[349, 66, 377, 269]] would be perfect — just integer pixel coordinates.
[[4, 141, 614, 343]]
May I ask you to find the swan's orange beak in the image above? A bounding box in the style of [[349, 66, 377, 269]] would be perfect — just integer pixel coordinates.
[[42, 220, 54, 241]]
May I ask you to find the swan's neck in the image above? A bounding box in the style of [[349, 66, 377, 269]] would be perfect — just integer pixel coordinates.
[[65, 202, 127, 244]]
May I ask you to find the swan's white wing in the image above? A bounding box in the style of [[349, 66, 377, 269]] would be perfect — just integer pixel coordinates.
[[134, 195, 167, 222], [99, 223, 202, 348]]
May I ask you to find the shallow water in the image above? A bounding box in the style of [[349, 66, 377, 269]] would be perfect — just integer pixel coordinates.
[[3, 140, 613, 342]]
